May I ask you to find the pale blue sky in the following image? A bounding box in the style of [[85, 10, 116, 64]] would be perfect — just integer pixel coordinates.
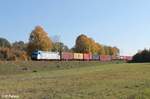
[[0, 0, 150, 55]]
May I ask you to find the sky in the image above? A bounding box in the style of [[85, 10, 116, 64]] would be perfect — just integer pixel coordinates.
[[0, 0, 150, 56]]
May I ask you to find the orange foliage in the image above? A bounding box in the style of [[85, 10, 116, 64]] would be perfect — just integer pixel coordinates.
[[0, 48, 28, 61], [27, 26, 53, 55], [75, 34, 120, 55]]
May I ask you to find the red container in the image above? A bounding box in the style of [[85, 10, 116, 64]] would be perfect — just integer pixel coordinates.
[[62, 52, 73, 60], [126, 56, 133, 61], [83, 53, 92, 61], [100, 55, 112, 61], [124, 56, 133, 61]]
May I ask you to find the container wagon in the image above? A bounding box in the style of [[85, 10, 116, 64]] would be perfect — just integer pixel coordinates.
[[31, 50, 132, 62], [126, 56, 133, 61], [83, 53, 92, 61], [111, 55, 120, 60], [120, 56, 133, 61], [73, 53, 83, 60], [92, 54, 100, 61], [124, 56, 133, 61], [62, 52, 74, 61], [100, 55, 112, 62], [31, 51, 60, 60]]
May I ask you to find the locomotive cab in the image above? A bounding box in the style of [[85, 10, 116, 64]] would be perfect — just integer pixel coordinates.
[[31, 51, 41, 60]]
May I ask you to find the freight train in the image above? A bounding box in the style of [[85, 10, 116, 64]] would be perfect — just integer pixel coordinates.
[[31, 50, 132, 61]]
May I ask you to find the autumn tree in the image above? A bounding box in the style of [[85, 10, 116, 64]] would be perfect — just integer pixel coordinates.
[[51, 35, 69, 52], [75, 34, 91, 53], [12, 41, 28, 60], [95, 43, 105, 55], [0, 48, 10, 60], [103, 46, 120, 55], [27, 26, 52, 55], [52, 42, 69, 52], [0, 37, 11, 48], [74, 34, 119, 55], [100, 46, 106, 55], [12, 41, 27, 51], [0, 38, 12, 60], [103, 46, 108, 55], [89, 38, 97, 54], [108, 46, 113, 55], [111, 47, 120, 56]]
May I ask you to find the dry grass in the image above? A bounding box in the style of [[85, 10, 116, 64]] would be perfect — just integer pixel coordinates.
[[0, 62, 149, 99]]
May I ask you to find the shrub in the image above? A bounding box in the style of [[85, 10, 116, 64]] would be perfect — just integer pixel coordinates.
[[0, 48, 29, 61], [132, 49, 150, 63]]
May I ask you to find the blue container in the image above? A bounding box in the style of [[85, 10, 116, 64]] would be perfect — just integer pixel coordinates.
[[92, 54, 100, 60]]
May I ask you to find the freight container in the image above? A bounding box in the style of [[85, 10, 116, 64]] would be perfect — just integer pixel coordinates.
[[73, 53, 83, 60], [126, 56, 133, 61], [120, 56, 133, 61], [120, 56, 124, 60], [83, 53, 92, 61], [31, 51, 60, 60], [111, 55, 116, 60], [100, 55, 112, 61], [62, 52, 73, 60], [92, 54, 100, 60], [111, 55, 120, 60]]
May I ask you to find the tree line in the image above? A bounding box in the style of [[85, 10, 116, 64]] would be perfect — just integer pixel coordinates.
[[73, 34, 119, 55], [0, 26, 120, 61], [132, 49, 150, 63]]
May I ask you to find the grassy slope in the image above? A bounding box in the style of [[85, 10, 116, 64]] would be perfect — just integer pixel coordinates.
[[0, 62, 150, 99]]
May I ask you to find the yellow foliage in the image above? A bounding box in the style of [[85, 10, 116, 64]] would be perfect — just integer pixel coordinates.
[[0, 48, 29, 61], [75, 34, 120, 55], [19, 51, 28, 61], [27, 26, 52, 55]]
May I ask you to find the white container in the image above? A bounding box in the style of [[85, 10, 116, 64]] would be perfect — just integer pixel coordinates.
[[73, 53, 83, 60]]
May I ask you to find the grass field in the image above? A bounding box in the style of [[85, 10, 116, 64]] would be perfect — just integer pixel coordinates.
[[0, 61, 150, 99]]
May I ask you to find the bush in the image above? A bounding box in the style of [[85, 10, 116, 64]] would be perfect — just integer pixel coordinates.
[[132, 49, 150, 63], [0, 48, 28, 61], [0, 48, 10, 60]]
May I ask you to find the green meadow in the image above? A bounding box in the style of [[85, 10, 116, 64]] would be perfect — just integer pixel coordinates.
[[0, 61, 150, 99]]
